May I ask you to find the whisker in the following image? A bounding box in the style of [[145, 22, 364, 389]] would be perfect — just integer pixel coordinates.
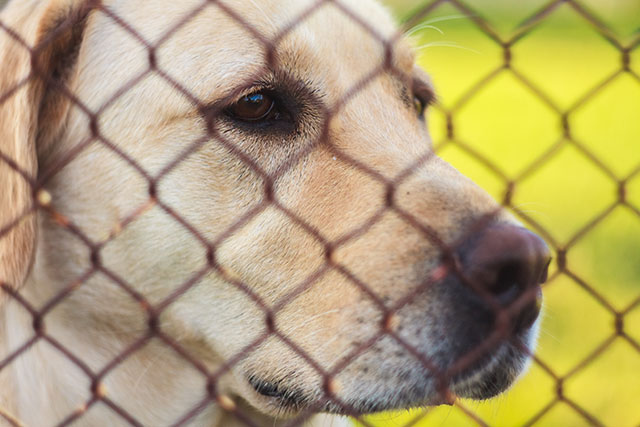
[[537, 306, 560, 343], [539, 326, 560, 343], [406, 23, 444, 36], [416, 41, 481, 55]]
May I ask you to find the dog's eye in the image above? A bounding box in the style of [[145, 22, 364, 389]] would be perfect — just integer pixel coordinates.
[[227, 92, 276, 121], [411, 76, 434, 120], [414, 95, 426, 118]]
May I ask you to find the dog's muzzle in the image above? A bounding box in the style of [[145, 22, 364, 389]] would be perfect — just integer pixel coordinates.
[[243, 224, 552, 414]]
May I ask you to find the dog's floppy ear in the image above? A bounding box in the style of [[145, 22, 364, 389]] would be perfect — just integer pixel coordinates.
[[0, 0, 93, 303]]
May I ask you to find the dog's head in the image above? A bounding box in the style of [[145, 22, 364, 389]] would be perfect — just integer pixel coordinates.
[[0, 0, 550, 422]]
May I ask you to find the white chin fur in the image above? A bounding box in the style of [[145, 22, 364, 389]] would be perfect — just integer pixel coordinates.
[[519, 306, 543, 378]]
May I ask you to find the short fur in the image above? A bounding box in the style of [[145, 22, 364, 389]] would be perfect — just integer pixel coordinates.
[[0, 0, 538, 425]]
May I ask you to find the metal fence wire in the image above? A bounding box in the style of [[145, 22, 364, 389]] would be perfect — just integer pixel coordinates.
[[0, 0, 638, 425]]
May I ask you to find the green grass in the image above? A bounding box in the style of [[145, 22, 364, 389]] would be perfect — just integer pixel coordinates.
[[359, 1, 640, 426]]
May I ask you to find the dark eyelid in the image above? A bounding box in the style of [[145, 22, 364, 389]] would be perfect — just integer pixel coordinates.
[[412, 77, 436, 107]]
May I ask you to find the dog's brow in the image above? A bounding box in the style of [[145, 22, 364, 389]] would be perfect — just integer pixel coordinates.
[[392, 40, 416, 75], [413, 66, 435, 100]]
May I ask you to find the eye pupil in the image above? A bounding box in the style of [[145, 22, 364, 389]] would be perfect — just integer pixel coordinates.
[[229, 92, 275, 121]]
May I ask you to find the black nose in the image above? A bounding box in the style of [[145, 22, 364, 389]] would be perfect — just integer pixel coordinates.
[[458, 224, 551, 332]]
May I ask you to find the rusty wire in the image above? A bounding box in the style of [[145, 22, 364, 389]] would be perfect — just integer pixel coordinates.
[[0, 0, 639, 425]]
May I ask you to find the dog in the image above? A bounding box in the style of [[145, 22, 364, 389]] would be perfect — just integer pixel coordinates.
[[0, 0, 551, 425]]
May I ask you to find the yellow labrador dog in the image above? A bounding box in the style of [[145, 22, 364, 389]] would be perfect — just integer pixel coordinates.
[[0, 0, 550, 425]]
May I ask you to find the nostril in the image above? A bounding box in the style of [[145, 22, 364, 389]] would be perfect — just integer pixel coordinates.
[[493, 261, 524, 301]]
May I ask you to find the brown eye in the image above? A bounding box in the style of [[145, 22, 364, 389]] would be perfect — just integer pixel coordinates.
[[411, 75, 435, 120], [414, 95, 425, 117], [228, 92, 275, 121]]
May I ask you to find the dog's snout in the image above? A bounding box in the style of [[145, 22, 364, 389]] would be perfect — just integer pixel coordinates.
[[459, 224, 551, 331]]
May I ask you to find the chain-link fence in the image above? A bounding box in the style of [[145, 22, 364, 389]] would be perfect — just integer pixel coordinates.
[[0, 0, 638, 426], [374, 1, 640, 425]]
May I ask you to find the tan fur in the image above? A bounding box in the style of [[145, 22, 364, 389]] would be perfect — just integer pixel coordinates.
[[0, 1, 39, 304], [0, 0, 532, 425]]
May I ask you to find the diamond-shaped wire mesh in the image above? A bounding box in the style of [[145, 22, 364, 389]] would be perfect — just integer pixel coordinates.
[[0, 0, 638, 426]]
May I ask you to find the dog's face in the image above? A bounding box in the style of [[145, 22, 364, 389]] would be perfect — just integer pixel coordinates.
[[0, 0, 550, 422]]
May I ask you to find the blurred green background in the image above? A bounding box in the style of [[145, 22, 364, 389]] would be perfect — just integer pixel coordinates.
[[360, 0, 640, 426]]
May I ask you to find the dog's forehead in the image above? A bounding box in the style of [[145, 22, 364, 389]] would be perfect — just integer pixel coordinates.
[[83, 0, 415, 113], [185, 0, 415, 79], [273, 0, 416, 83]]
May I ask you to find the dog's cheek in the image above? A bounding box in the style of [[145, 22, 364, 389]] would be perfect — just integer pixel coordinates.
[[210, 208, 322, 300], [280, 147, 387, 242]]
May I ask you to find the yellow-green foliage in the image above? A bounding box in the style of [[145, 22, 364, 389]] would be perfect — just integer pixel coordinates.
[[360, 1, 640, 426]]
